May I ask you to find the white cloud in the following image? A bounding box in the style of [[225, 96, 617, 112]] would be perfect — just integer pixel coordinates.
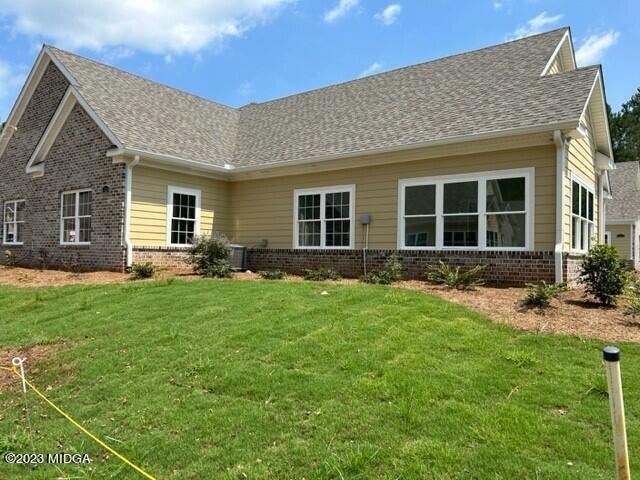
[[102, 47, 135, 63], [508, 11, 563, 40], [359, 61, 383, 77], [164, 54, 174, 64], [237, 81, 255, 97], [0, 0, 293, 55], [575, 31, 620, 66], [374, 4, 401, 26], [493, 1, 503, 9], [323, 0, 359, 23], [0, 62, 26, 99]]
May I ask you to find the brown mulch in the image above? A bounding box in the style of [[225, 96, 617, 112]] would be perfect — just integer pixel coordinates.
[[397, 281, 640, 343], [1, 266, 639, 342]]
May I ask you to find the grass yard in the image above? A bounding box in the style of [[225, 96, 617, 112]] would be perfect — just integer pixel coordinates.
[[0, 279, 637, 479]]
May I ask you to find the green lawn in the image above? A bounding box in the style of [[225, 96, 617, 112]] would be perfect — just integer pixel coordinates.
[[0, 279, 636, 479]]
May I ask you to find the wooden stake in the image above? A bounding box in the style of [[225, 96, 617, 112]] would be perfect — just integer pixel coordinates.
[[603, 346, 631, 480]]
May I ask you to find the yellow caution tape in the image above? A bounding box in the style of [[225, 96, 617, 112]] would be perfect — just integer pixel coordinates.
[[0, 365, 157, 480]]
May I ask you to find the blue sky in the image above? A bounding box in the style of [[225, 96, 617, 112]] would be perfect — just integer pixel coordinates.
[[0, 0, 638, 122]]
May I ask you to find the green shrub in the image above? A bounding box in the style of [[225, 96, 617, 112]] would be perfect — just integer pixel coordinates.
[[258, 270, 287, 280], [3, 249, 16, 267], [623, 273, 640, 317], [187, 235, 232, 278], [360, 255, 403, 285], [131, 262, 157, 280], [426, 261, 485, 290], [579, 244, 627, 305], [523, 281, 568, 307], [303, 267, 342, 281]]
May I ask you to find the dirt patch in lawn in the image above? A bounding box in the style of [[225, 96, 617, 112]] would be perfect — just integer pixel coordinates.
[[0, 342, 68, 391], [398, 281, 640, 343]]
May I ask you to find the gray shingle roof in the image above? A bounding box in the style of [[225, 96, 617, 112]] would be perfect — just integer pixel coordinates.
[[606, 161, 640, 220], [47, 28, 598, 169]]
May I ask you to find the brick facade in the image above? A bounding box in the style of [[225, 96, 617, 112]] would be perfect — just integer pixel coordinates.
[[132, 246, 190, 269], [0, 63, 125, 271], [246, 248, 560, 286]]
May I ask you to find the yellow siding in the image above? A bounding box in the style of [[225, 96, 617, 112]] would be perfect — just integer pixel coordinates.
[[562, 111, 599, 251], [130, 166, 230, 246], [229, 145, 557, 250], [608, 224, 632, 260]]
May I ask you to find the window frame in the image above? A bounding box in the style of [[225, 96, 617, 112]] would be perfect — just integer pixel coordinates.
[[3, 199, 26, 245], [293, 184, 355, 250], [398, 168, 534, 252], [59, 189, 92, 246], [166, 185, 201, 247], [570, 173, 596, 254]]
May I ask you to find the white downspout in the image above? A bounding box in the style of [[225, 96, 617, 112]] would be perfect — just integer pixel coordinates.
[[553, 131, 566, 283], [124, 155, 140, 268], [599, 172, 605, 244]]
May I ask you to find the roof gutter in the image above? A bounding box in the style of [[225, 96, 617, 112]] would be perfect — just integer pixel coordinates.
[[553, 130, 567, 283], [107, 147, 232, 174], [108, 120, 579, 178]]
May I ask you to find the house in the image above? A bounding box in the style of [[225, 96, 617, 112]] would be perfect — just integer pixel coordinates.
[[605, 161, 640, 268], [0, 27, 615, 285]]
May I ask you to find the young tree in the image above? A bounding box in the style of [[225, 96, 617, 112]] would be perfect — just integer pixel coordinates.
[[609, 88, 640, 163]]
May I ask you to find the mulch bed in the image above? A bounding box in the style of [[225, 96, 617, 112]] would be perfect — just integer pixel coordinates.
[[397, 281, 640, 343], [2, 266, 638, 342]]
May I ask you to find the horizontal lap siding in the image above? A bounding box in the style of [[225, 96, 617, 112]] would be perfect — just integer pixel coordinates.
[[609, 224, 632, 260], [563, 111, 599, 250], [230, 144, 557, 250], [131, 167, 230, 246]]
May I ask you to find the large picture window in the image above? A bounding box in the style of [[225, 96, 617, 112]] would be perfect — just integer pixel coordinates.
[[60, 190, 92, 244], [294, 185, 355, 249], [571, 177, 595, 252], [3, 200, 25, 245], [399, 169, 533, 251], [167, 186, 200, 246]]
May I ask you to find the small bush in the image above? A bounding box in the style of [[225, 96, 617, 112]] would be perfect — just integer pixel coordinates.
[[303, 267, 342, 281], [360, 255, 403, 285], [187, 235, 232, 278], [426, 261, 485, 290], [623, 274, 640, 318], [3, 249, 17, 267], [523, 281, 568, 307], [131, 262, 157, 280], [579, 244, 627, 305], [258, 270, 286, 280]]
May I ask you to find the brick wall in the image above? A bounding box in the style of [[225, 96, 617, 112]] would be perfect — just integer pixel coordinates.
[[563, 254, 585, 286], [0, 63, 125, 271], [132, 246, 190, 269], [246, 248, 557, 286]]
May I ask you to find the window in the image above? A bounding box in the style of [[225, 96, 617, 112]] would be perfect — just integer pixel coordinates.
[[571, 177, 595, 251], [294, 185, 354, 249], [60, 190, 92, 244], [167, 186, 200, 246], [3, 200, 25, 244], [399, 169, 532, 250]]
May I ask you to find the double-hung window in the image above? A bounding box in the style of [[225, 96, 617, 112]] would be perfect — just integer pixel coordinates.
[[294, 185, 355, 249], [571, 176, 595, 252], [3, 200, 25, 245], [167, 186, 200, 246], [61, 190, 92, 244], [399, 169, 532, 250]]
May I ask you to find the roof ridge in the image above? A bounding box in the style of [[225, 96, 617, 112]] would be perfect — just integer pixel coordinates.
[[45, 44, 237, 112], [240, 27, 570, 109]]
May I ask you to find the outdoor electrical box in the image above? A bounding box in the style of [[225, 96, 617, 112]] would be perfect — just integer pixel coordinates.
[[359, 213, 371, 225]]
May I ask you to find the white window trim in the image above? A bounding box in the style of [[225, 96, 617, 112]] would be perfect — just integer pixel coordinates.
[[60, 189, 92, 245], [3, 199, 25, 245], [397, 168, 535, 251], [166, 185, 201, 247], [570, 172, 596, 254], [604, 231, 612, 246], [293, 184, 356, 250]]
